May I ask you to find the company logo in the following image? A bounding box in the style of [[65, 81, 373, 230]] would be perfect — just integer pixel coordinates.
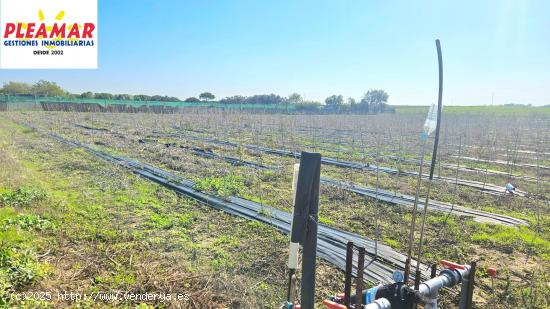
[[1, 0, 98, 69]]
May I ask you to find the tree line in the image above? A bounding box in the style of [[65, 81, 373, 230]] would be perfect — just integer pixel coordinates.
[[0, 80, 391, 113], [322, 90, 390, 113], [79, 92, 181, 102], [203, 91, 390, 113], [1, 80, 68, 97], [0, 81, 182, 102]]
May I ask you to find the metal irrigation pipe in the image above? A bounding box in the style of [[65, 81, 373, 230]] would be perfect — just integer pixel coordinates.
[[414, 39, 444, 290]]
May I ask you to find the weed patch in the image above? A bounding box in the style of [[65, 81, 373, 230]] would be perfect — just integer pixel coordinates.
[[0, 187, 46, 208], [0, 208, 49, 305], [3, 214, 55, 231], [193, 174, 246, 197], [146, 213, 174, 230], [470, 223, 550, 260]]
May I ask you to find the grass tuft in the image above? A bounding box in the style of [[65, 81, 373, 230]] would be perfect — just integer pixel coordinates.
[[193, 174, 246, 197], [0, 187, 47, 208]]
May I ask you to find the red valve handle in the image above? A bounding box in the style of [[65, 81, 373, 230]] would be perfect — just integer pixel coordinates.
[[440, 260, 465, 270], [487, 267, 497, 277], [322, 299, 347, 309]]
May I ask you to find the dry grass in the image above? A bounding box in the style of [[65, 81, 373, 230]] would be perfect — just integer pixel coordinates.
[[1, 110, 549, 308]]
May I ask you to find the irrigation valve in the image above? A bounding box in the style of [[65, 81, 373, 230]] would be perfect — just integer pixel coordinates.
[[440, 259, 466, 270], [323, 259, 478, 309]]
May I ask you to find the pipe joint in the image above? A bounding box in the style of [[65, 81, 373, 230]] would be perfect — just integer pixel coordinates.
[[440, 268, 461, 287], [418, 267, 465, 298], [364, 297, 391, 309]]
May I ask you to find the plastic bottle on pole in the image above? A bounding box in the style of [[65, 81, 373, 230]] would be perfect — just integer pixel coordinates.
[[422, 103, 438, 139]]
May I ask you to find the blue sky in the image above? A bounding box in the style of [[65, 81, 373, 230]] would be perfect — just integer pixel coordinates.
[[1, 0, 549, 105]]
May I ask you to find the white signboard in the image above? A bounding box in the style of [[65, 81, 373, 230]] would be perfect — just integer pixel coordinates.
[[0, 0, 98, 69]]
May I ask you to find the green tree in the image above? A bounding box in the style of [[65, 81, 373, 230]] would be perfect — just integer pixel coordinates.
[[199, 92, 215, 101], [347, 97, 356, 106], [80, 91, 94, 99], [219, 95, 246, 104], [184, 97, 201, 102], [114, 94, 132, 100], [325, 95, 344, 107], [360, 89, 389, 113], [94, 93, 114, 100], [134, 94, 151, 101], [288, 93, 303, 104], [1, 81, 33, 95], [32, 80, 66, 97]]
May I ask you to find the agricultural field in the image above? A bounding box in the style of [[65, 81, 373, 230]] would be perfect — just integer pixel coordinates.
[[0, 107, 549, 308]]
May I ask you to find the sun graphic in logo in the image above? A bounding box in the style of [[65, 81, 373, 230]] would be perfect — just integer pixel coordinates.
[[18, 9, 83, 49]]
